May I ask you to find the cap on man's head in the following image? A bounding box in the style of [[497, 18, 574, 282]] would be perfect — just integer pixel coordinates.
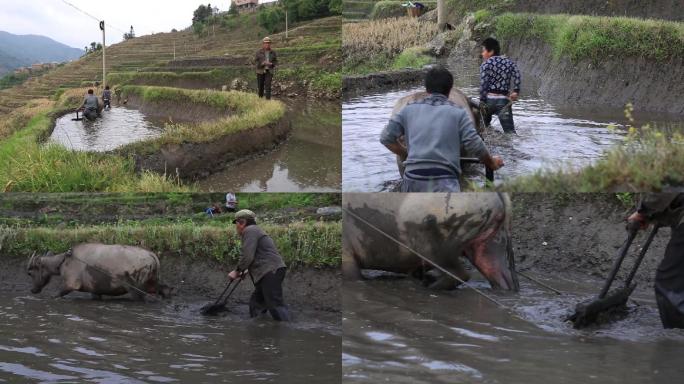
[[233, 209, 256, 223], [262, 37, 271, 43]]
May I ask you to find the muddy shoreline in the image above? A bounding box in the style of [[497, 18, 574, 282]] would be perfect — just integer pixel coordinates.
[[0, 254, 341, 312], [342, 68, 427, 98], [511, 193, 671, 289]]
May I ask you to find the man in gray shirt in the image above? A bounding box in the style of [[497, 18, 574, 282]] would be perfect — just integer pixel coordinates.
[[80, 89, 101, 121], [380, 66, 503, 192], [228, 209, 290, 321]]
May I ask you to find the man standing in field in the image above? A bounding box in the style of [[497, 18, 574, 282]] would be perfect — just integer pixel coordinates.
[[480, 37, 521, 133], [628, 193, 684, 329], [380, 65, 504, 192], [255, 36, 278, 100], [228, 209, 290, 321]]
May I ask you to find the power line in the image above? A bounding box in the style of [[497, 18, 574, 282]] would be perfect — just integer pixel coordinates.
[[59, 0, 129, 35]]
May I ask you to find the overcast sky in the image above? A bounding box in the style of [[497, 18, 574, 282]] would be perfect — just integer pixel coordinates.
[[0, 0, 273, 49]]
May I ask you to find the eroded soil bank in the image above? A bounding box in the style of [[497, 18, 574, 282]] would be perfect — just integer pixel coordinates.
[[501, 38, 684, 115], [511, 193, 672, 288], [115, 95, 291, 181]]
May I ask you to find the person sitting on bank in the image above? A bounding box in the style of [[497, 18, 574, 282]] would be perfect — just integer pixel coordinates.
[[102, 85, 112, 110], [480, 37, 521, 133], [228, 210, 290, 321], [80, 89, 101, 121], [225, 192, 238, 213], [380, 65, 504, 192], [254, 36, 277, 100], [628, 193, 684, 329]]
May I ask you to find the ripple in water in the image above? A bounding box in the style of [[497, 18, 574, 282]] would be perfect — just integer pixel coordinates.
[[342, 85, 626, 191]]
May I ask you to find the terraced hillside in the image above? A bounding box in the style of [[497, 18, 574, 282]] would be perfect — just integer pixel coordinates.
[[0, 14, 341, 118]]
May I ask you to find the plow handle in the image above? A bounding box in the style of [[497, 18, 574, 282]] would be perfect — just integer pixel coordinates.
[[598, 222, 640, 299]]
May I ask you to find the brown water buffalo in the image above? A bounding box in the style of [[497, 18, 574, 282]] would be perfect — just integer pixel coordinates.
[[27, 243, 172, 300], [343, 193, 518, 291], [391, 89, 483, 178]]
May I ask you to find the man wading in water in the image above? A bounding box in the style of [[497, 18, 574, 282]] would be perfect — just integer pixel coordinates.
[[380, 65, 504, 192], [80, 89, 101, 121], [228, 210, 290, 321], [628, 193, 684, 329], [480, 37, 521, 133], [255, 37, 277, 100]]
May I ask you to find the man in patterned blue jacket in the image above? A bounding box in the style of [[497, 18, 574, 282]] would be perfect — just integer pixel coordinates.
[[479, 37, 521, 133]]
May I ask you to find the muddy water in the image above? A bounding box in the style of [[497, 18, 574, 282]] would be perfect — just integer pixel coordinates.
[[51, 107, 164, 152], [342, 84, 634, 191], [199, 101, 341, 192], [0, 292, 340, 383], [343, 272, 684, 383]]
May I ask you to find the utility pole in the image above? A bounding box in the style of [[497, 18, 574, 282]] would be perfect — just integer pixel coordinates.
[[437, 0, 446, 31], [100, 20, 106, 87], [173, 41, 176, 60]]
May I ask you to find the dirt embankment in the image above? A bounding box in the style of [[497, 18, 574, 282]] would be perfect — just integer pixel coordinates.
[[119, 96, 291, 181], [502, 38, 684, 115], [511, 193, 673, 288], [0, 254, 340, 312], [513, 0, 684, 21], [342, 68, 427, 97]]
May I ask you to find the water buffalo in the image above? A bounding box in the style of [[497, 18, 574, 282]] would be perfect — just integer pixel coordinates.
[[391, 89, 483, 178], [27, 243, 172, 300], [343, 193, 518, 291]]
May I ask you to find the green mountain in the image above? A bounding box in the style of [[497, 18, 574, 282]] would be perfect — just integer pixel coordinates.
[[0, 31, 83, 75]]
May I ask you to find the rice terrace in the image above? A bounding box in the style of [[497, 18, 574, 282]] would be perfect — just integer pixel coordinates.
[[0, 4, 342, 192]]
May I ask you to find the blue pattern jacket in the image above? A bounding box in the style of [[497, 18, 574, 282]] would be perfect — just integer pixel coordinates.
[[480, 55, 521, 102]]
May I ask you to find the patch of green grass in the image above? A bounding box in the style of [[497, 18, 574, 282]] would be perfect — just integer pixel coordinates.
[[120, 85, 286, 146], [107, 69, 246, 88], [473, 9, 493, 24], [493, 13, 684, 62], [391, 46, 433, 69], [501, 121, 684, 192], [0, 221, 341, 267]]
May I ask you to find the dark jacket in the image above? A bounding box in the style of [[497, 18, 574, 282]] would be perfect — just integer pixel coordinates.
[[638, 193, 684, 227], [236, 225, 286, 283], [255, 48, 277, 74]]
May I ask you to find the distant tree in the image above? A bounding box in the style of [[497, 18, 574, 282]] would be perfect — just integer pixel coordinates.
[[172, 28, 178, 32], [257, 6, 286, 33], [228, 1, 238, 16], [328, 0, 342, 14], [123, 25, 136, 40], [192, 4, 214, 24]]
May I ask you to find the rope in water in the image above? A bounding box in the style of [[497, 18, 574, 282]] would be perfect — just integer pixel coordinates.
[[517, 270, 564, 295], [342, 207, 509, 309]]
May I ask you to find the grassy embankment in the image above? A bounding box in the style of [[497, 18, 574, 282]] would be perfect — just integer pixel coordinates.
[[0, 86, 284, 192], [119, 85, 285, 148], [492, 13, 684, 63], [342, 17, 438, 74], [0, 192, 341, 227], [0, 193, 341, 267]]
